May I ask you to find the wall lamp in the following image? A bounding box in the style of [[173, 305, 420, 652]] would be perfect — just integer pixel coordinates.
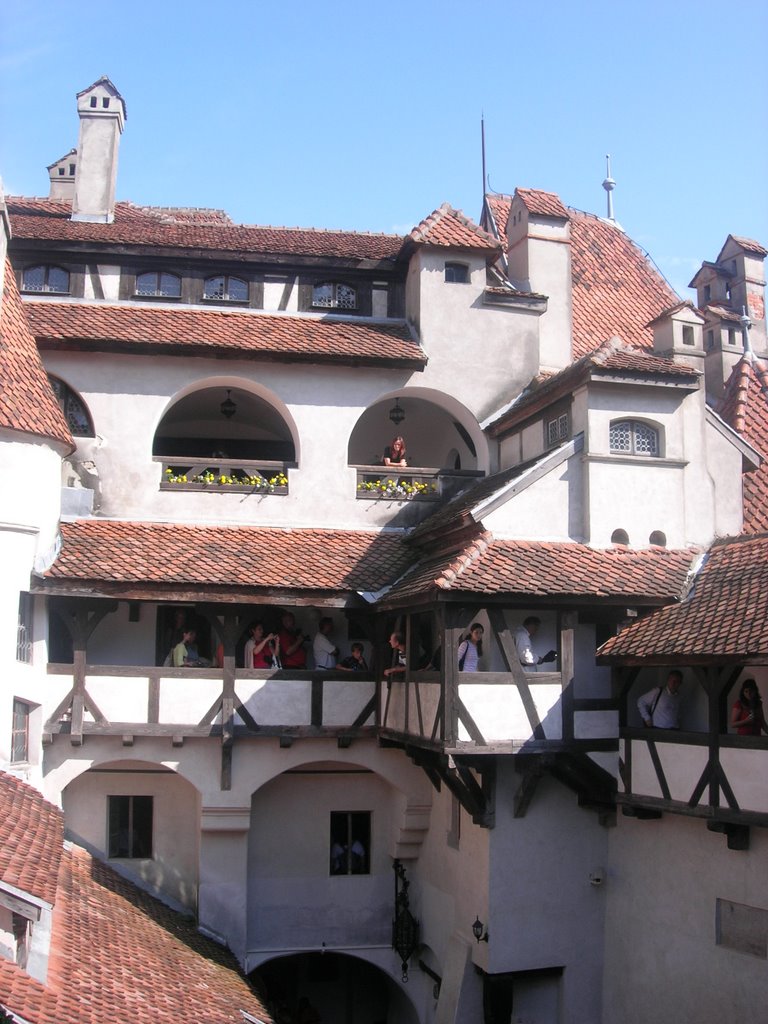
[[472, 916, 489, 943]]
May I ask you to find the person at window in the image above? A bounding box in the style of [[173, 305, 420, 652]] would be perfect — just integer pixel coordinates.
[[457, 623, 484, 671], [172, 629, 208, 667], [383, 632, 406, 679], [383, 436, 407, 466], [637, 670, 684, 729], [513, 617, 556, 671], [731, 679, 768, 736], [247, 622, 280, 668], [277, 611, 308, 669], [313, 617, 339, 669], [337, 642, 369, 672]]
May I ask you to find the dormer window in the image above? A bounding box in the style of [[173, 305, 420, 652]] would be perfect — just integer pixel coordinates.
[[203, 275, 248, 303], [609, 420, 659, 457], [546, 412, 570, 448], [22, 265, 70, 294], [135, 271, 181, 298], [445, 262, 469, 284], [312, 282, 357, 310]]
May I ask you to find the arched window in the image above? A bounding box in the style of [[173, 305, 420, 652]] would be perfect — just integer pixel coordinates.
[[135, 271, 181, 298], [611, 529, 629, 546], [312, 282, 357, 310], [445, 262, 469, 284], [609, 420, 660, 457], [649, 531, 667, 547], [48, 376, 94, 436], [22, 265, 70, 294], [203, 275, 248, 303]]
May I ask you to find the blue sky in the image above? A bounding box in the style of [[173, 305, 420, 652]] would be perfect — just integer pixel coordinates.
[[1, 0, 766, 296]]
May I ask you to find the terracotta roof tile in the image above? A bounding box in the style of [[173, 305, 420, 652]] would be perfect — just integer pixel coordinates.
[[725, 235, 768, 258], [515, 188, 570, 220], [25, 300, 425, 367], [0, 772, 63, 905], [47, 520, 416, 593], [7, 198, 405, 261], [598, 534, 768, 660], [718, 354, 768, 534], [409, 204, 500, 251], [704, 303, 742, 323], [0, 260, 73, 448]]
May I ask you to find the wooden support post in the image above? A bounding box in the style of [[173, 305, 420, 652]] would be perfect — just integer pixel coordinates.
[[559, 611, 577, 743], [442, 605, 463, 747]]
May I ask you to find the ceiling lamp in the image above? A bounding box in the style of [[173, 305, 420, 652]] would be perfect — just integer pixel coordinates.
[[389, 397, 405, 426], [220, 389, 236, 419]]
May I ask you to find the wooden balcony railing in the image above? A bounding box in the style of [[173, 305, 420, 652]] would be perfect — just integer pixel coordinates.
[[353, 466, 484, 502], [156, 457, 290, 494]]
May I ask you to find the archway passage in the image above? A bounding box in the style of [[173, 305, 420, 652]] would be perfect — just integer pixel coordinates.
[[153, 386, 295, 462], [252, 951, 419, 1024]]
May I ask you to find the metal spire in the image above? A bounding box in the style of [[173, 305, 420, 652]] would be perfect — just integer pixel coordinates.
[[481, 114, 487, 196], [602, 154, 616, 221]]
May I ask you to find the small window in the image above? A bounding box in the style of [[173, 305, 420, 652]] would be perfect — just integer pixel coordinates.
[[330, 811, 370, 875], [312, 282, 357, 310], [135, 271, 181, 298], [48, 376, 94, 436], [706, 330, 715, 350], [445, 262, 469, 284], [546, 412, 570, 448], [90, 96, 97, 108], [108, 795, 153, 858], [649, 531, 667, 547], [728, 329, 736, 346], [58, 167, 65, 176], [703, 285, 711, 303], [11, 700, 31, 763], [22, 265, 70, 294], [102, 97, 110, 109], [203, 275, 248, 303], [16, 594, 33, 664], [611, 529, 630, 546], [609, 420, 659, 457], [682, 325, 694, 346]]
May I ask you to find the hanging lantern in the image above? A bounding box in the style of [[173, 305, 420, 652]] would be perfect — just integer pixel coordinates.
[[389, 397, 405, 426], [220, 389, 236, 419], [392, 859, 419, 981]]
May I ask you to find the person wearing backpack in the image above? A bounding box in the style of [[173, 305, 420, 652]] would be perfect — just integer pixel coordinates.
[[637, 670, 684, 729], [457, 623, 484, 672]]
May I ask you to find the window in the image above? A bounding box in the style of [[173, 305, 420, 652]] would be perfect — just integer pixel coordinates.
[[611, 529, 630, 546], [682, 325, 694, 346], [203, 275, 248, 303], [108, 795, 153, 858], [546, 412, 570, 448], [330, 811, 370, 875], [649, 531, 667, 547], [445, 262, 469, 284], [135, 271, 181, 298], [16, 594, 33, 664], [21, 265, 70, 294], [728, 329, 736, 346], [10, 700, 31, 763], [312, 282, 357, 310], [609, 420, 659, 457], [703, 284, 711, 303], [706, 330, 715, 350], [48, 376, 94, 436]]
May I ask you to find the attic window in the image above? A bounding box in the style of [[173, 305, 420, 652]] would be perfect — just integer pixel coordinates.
[[203, 275, 248, 303], [703, 285, 711, 303], [728, 329, 736, 346], [609, 420, 659, 457], [682, 325, 694, 346], [21, 264, 70, 294], [312, 282, 357, 310], [102, 97, 110, 108], [58, 167, 65, 176], [135, 271, 181, 298], [546, 412, 570, 448], [69, 163, 76, 175], [90, 96, 97, 108], [445, 262, 469, 284]]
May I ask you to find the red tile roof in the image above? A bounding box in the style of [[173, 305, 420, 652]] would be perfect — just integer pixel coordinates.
[[718, 353, 768, 534], [598, 533, 768, 662], [383, 534, 695, 605], [482, 195, 678, 357], [720, 235, 768, 259], [25, 300, 425, 367], [515, 188, 570, 219], [0, 772, 63, 906], [704, 303, 742, 323], [0, 772, 273, 1024], [409, 204, 500, 251], [7, 198, 405, 261], [0, 261, 73, 448], [46, 520, 416, 594]]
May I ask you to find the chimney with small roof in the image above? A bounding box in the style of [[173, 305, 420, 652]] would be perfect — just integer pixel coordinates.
[[47, 149, 77, 200], [71, 76, 126, 223]]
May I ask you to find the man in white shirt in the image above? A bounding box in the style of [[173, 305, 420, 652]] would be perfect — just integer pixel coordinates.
[[513, 617, 556, 671], [637, 670, 683, 729], [313, 617, 339, 669]]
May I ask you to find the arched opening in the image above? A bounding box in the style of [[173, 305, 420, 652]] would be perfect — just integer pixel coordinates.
[[611, 529, 630, 546], [48, 374, 94, 436], [252, 951, 419, 1024]]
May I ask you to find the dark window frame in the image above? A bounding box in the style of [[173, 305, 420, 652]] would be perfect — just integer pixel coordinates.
[[444, 262, 469, 284], [108, 795, 154, 859], [48, 375, 95, 437], [311, 281, 358, 311], [135, 271, 182, 299], [16, 593, 33, 664], [330, 810, 370, 875], [11, 699, 31, 763], [21, 264, 70, 294], [609, 419, 661, 458], [202, 274, 249, 304]]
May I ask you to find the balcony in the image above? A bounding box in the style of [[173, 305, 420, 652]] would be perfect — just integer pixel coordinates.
[[353, 466, 483, 502], [157, 457, 290, 495]]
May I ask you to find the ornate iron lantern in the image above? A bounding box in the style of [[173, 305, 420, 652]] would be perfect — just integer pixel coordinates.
[[389, 397, 405, 426], [392, 859, 419, 981], [220, 389, 236, 419]]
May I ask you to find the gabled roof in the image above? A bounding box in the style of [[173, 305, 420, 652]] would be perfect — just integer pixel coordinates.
[[716, 234, 768, 260], [0, 259, 73, 449], [7, 198, 405, 262], [0, 772, 63, 907], [703, 303, 742, 323], [481, 194, 678, 356], [485, 338, 698, 438], [597, 533, 768, 663], [515, 187, 570, 219], [24, 299, 426, 368], [718, 353, 768, 533], [0, 774, 273, 1024], [42, 520, 416, 597], [408, 204, 500, 251], [380, 533, 696, 607]]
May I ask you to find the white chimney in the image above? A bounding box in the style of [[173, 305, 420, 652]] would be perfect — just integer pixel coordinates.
[[47, 149, 77, 200], [71, 76, 126, 224]]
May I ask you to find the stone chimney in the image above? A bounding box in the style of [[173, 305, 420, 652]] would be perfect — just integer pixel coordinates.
[[649, 301, 706, 372], [47, 149, 77, 200], [71, 77, 126, 223]]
